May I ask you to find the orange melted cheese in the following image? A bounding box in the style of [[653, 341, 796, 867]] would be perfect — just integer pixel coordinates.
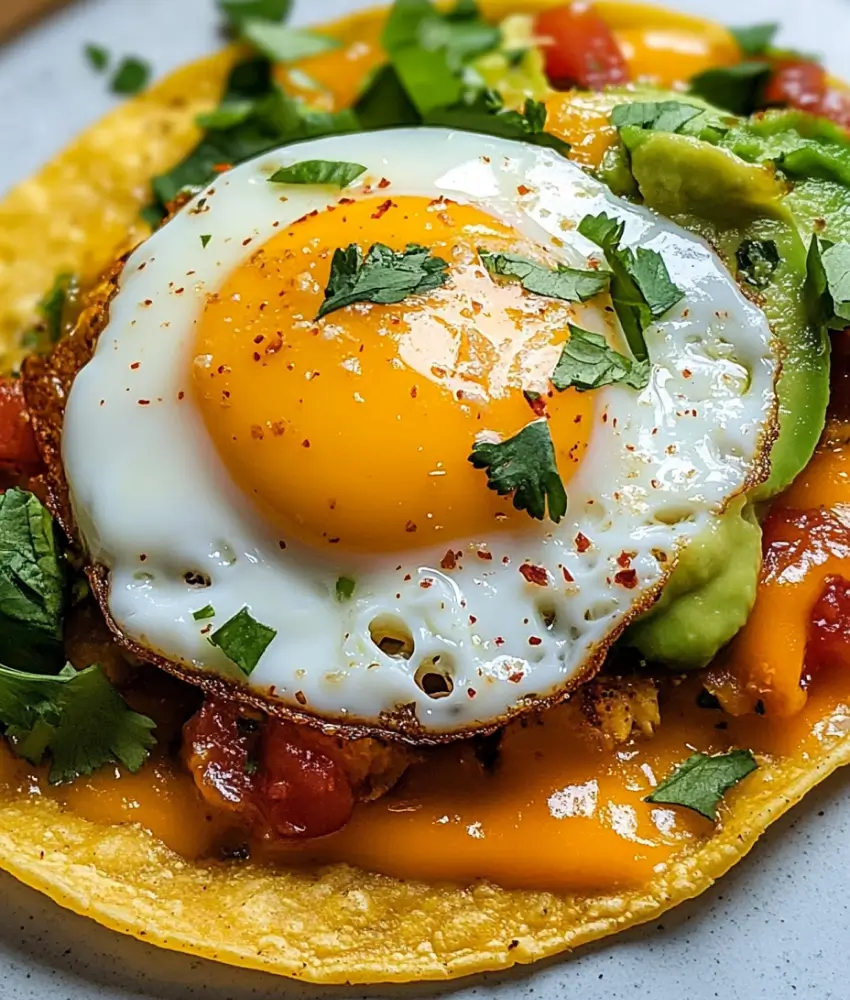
[[3, 2, 846, 896], [193, 196, 593, 551]]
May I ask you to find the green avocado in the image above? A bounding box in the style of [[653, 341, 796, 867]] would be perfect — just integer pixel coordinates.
[[584, 95, 835, 667]]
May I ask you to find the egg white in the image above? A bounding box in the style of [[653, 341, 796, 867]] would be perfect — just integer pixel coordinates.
[[63, 128, 777, 738]]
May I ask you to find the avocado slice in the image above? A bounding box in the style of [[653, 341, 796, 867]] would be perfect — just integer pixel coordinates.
[[578, 93, 834, 668]]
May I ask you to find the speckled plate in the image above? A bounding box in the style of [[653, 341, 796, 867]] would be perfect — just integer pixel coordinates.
[[1, 0, 850, 997]]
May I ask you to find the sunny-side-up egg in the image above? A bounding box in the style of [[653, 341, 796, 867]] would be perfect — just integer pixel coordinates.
[[62, 128, 778, 740]]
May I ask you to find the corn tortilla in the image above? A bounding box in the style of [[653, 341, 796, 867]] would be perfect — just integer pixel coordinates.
[[0, 0, 847, 985]]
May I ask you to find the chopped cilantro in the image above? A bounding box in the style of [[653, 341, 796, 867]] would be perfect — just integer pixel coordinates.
[[209, 607, 277, 676], [0, 663, 156, 785], [110, 56, 152, 96], [610, 100, 703, 134], [552, 325, 651, 393], [336, 577, 356, 601], [268, 159, 367, 188], [195, 101, 256, 130], [84, 43, 109, 72], [200, 234, 212, 248], [807, 235, 850, 330], [382, 0, 499, 114], [353, 64, 420, 130], [736, 239, 780, 289], [469, 420, 567, 523], [479, 249, 609, 303], [240, 22, 340, 63], [689, 61, 771, 116], [218, 0, 292, 29], [646, 749, 758, 821], [192, 604, 215, 620], [317, 243, 450, 320], [23, 272, 76, 353], [0, 489, 66, 674], [425, 94, 570, 155], [578, 212, 684, 362], [729, 22, 779, 56]]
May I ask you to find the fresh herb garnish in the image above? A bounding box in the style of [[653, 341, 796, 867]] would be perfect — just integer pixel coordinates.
[[240, 22, 339, 63], [209, 607, 277, 676], [383, 0, 500, 114], [552, 325, 651, 393], [0, 490, 66, 674], [0, 663, 156, 784], [192, 604, 216, 621], [353, 64, 420, 130], [317, 243, 450, 320], [425, 94, 570, 155], [200, 234, 212, 248], [23, 273, 76, 353], [807, 235, 850, 330], [469, 419, 567, 523], [336, 577, 356, 601], [218, 0, 292, 30], [479, 250, 609, 303], [736, 239, 780, 289], [729, 22, 779, 56], [646, 749, 758, 821], [268, 159, 367, 188], [84, 43, 109, 72], [689, 61, 771, 116], [611, 100, 703, 134], [195, 101, 256, 130], [578, 212, 684, 362], [110, 56, 152, 96]]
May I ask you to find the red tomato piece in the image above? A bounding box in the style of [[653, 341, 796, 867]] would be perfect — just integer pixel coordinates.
[[0, 378, 40, 471], [764, 59, 850, 130], [535, 2, 629, 90], [805, 575, 850, 686]]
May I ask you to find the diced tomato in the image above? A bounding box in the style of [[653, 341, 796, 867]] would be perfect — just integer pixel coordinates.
[[184, 697, 354, 839], [805, 575, 850, 685], [0, 377, 40, 472], [535, 2, 629, 90], [764, 59, 850, 130]]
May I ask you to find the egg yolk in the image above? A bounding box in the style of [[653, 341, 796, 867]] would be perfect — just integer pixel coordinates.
[[193, 195, 595, 552]]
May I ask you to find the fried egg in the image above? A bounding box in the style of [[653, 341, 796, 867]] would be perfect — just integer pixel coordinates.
[[62, 128, 777, 739]]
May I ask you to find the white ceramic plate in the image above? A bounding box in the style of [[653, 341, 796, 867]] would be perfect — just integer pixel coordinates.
[[1, 0, 850, 996]]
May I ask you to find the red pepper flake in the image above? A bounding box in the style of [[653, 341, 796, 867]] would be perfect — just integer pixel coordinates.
[[517, 184, 532, 195], [142, 299, 152, 307], [378, 177, 391, 189], [682, 368, 692, 379], [441, 550, 458, 570], [469, 615, 477, 624], [405, 520, 417, 533], [528, 636, 542, 646], [467, 687, 477, 698], [502, 556, 510, 565], [404, 574, 411, 582], [420, 578, 433, 589], [477, 550, 493, 561], [250, 425, 264, 440], [200, 624, 212, 635], [301, 439, 310, 448], [295, 690, 307, 706], [278, 540, 287, 549], [242, 238, 252, 247], [562, 566, 574, 583], [130, 362, 140, 370], [253, 334, 265, 344], [328, 537, 340, 544], [575, 532, 591, 553], [338, 197, 355, 205], [138, 399, 150, 406], [371, 199, 395, 220], [177, 391, 185, 401], [494, 636, 505, 646], [410, 385, 418, 398], [519, 563, 548, 586], [174, 287, 185, 295], [616, 551, 635, 569], [139, 553, 147, 562], [508, 670, 524, 682], [213, 163, 232, 173], [271, 421, 285, 436], [523, 391, 547, 417], [614, 568, 639, 589]]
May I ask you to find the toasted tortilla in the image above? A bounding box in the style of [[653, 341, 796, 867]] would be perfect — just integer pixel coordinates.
[[0, 0, 848, 985]]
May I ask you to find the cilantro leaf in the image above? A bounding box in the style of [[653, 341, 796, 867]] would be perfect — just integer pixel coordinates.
[[424, 95, 570, 155], [611, 100, 703, 134], [84, 43, 109, 72], [209, 607, 277, 676], [110, 56, 151, 96], [353, 64, 420, 130], [552, 325, 651, 393], [729, 23, 779, 56], [646, 749, 758, 820], [469, 420, 567, 523], [269, 159, 366, 188], [383, 0, 499, 114], [336, 577, 356, 601], [195, 101, 256, 130], [578, 212, 684, 362], [689, 61, 771, 116], [240, 22, 339, 63], [0, 663, 156, 784], [218, 0, 292, 29], [200, 234, 212, 248], [22, 273, 76, 353], [479, 250, 609, 303], [736, 239, 780, 289], [317, 243, 450, 320], [0, 489, 66, 674], [192, 604, 215, 620], [807, 236, 850, 330]]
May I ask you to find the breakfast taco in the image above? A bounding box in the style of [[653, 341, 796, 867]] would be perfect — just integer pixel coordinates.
[[0, 0, 849, 984]]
